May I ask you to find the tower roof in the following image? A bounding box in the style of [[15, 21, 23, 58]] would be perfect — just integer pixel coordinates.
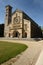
[[5, 5, 12, 8]]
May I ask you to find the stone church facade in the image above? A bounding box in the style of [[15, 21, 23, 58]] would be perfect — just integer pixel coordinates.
[[4, 5, 42, 38]]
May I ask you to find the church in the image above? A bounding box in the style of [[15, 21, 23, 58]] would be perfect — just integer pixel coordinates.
[[4, 5, 42, 38]]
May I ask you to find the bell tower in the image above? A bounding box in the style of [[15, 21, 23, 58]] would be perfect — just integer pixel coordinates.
[[4, 5, 12, 37], [5, 5, 12, 25]]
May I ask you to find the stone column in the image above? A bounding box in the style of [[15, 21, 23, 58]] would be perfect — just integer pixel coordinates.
[[27, 21, 31, 38]]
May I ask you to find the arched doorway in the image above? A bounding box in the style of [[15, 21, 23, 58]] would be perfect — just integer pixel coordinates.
[[13, 31, 20, 37], [15, 31, 18, 37]]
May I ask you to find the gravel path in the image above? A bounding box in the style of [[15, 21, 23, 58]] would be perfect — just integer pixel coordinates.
[[1, 40, 43, 65]]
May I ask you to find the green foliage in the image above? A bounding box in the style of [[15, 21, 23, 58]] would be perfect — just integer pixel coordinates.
[[0, 41, 28, 64]]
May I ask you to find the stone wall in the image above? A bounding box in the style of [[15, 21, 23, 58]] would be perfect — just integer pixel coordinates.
[[4, 5, 42, 38], [23, 12, 42, 38], [31, 21, 42, 38]]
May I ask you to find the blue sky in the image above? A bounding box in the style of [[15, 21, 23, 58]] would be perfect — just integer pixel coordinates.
[[0, 0, 43, 26]]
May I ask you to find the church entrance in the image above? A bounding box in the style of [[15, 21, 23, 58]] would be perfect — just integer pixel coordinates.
[[13, 31, 20, 38], [15, 32, 18, 37]]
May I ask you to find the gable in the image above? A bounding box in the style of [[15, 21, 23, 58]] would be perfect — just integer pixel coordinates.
[[12, 9, 40, 28], [12, 10, 23, 24]]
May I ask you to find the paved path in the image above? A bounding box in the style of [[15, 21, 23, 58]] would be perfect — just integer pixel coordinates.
[[35, 50, 43, 65], [1, 40, 43, 65]]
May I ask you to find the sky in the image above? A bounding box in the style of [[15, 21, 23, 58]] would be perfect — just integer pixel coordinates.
[[0, 0, 43, 27]]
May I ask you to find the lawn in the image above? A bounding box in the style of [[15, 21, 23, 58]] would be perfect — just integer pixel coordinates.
[[0, 41, 28, 64]]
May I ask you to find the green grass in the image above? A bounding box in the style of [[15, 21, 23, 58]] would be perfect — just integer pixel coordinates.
[[0, 41, 28, 64]]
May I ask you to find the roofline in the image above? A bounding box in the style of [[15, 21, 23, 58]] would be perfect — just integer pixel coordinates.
[[23, 12, 40, 27], [12, 9, 23, 15], [5, 5, 12, 8], [12, 9, 40, 28]]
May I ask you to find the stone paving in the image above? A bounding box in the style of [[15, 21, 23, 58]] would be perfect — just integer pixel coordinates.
[[1, 40, 43, 65]]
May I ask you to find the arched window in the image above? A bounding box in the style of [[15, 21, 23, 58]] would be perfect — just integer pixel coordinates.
[[25, 32, 27, 38], [24, 24, 27, 31]]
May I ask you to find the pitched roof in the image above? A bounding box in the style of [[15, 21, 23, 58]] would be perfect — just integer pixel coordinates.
[[12, 9, 40, 28], [5, 5, 12, 8], [12, 9, 23, 15]]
